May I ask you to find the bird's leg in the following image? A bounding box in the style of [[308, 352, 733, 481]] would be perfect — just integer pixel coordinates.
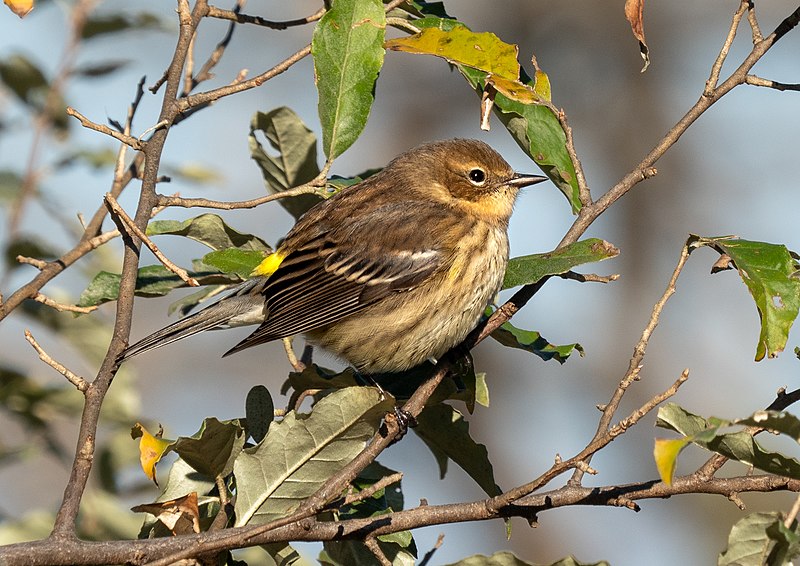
[[355, 370, 416, 442]]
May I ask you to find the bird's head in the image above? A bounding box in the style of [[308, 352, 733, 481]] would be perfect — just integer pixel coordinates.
[[388, 139, 548, 223]]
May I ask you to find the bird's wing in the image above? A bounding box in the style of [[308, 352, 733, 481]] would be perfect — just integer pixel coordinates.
[[223, 202, 456, 355]]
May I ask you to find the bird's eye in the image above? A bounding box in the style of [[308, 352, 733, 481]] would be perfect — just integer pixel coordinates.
[[468, 168, 486, 185]]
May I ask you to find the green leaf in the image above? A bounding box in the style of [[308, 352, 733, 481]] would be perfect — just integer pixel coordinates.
[[78, 265, 237, 307], [690, 236, 800, 361], [503, 238, 619, 290], [146, 214, 272, 252], [765, 518, 800, 565], [157, 457, 215, 502], [233, 387, 393, 526], [4, 237, 58, 272], [81, 13, 166, 39], [249, 107, 323, 220], [414, 404, 501, 498], [490, 319, 583, 364], [0, 170, 22, 203], [201, 249, 267, 280], [312, 0, 386, 158], [321, 541, 416, 566], [72, 60, 130, 79], [0, 53, 48, 105], [385, 26, 520, 79], [328, 461, 414, 562], [172, 418, 245, 478], [245, 385, 274, 444], [163, 163, 223, 185], [656, 404, 800, 480], [56, 147, 118, 170], [718, 512, 783, 566]]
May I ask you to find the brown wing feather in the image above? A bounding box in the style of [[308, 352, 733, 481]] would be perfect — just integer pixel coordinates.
[[223, 202, 455, 356]]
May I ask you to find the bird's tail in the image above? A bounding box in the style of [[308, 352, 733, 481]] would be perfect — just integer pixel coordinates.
[[118, 294, 260, 363]]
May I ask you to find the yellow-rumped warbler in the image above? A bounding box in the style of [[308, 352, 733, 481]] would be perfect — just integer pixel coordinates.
[[119, 139, 547, 373]]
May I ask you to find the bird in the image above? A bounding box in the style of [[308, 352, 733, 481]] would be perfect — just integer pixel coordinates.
[[118, 139, 547, 373]]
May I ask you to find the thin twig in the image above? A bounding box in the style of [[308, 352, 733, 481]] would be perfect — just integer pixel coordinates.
[[66, 107, 145, 150], [705, 0, 748, 95], [191, 0, 244, 91], [16, 256, 48, 270], [746, 0, 763, 42], [215, 474, 229, 508], [24, 330, 89, 392], [365, 536, 391, 566], [5, 0, 99, 238], [418, 533, 445, 566], [179, 0, 409, 113], [570, 242, 692, 484], [33, 293, 97, 314], [206, 4, 325, 29], [785, 493, 800, 528], [157, 178, 324, 210], [104, 193, 199, 287], [559, 271, 620, 284], [745, 75, 800, 91], [341, 473, 403, 507]]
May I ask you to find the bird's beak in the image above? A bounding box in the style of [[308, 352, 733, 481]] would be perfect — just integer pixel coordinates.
[[508, 173, 548, 188]]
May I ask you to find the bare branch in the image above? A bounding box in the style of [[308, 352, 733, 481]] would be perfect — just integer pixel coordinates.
[[570, 243, 692, 484], [745, 75, 800, 91], [157, 182, 322, 210], [104, 193, 199, 287], [66, 107, 145, 150], [705, 0, 749, 94], [25, 330, 89, 392], [33, 293, 97, 314], [341, 473, 403, 507], [206, 4, 325, 29], [16, 255, 48, 270]]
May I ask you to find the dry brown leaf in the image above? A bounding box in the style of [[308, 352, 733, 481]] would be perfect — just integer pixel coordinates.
[[624, 0, 650, 72], [131, 492, 201, 535]]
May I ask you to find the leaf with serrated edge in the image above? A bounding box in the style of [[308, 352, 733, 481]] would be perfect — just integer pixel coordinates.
[[233, 387, 392, 526], [312, 0, 385, 158]]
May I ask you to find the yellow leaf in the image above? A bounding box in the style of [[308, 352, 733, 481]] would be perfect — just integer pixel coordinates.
[[385, 26, 520, 80], [653, 437, 689, 486], [533, 69, 551, 101], [486, 75, 545, 105], [4, 0, 33, 18], [131, 422, 174, 486]]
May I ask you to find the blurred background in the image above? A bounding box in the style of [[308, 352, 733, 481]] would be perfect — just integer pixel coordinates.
[[1, 0, 800, 564]]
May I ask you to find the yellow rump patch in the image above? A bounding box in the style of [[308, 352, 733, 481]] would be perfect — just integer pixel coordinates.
[[252, 251, 286, 277]]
